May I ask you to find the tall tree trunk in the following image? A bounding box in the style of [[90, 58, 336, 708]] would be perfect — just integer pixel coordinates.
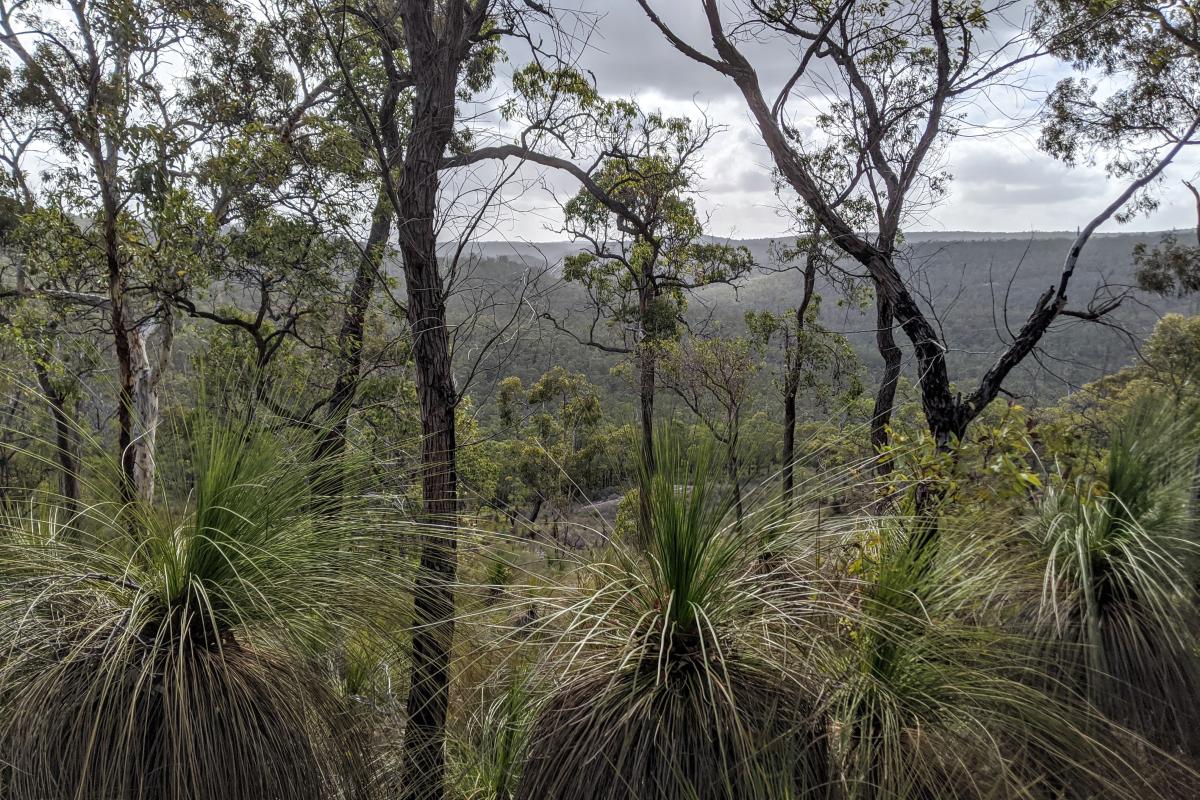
[[127, 312, 171, 504], [33, 358, 79, 513], [782, 386, 798, 497], [397, 203, 459, 800], [637, 278, 657, 536], [103, 200, 139, 505], [394, 27, 462, 800], [871, 292, 902, 475], [313, 195, 393, 492], [639, 346, 655, 461], [782, 250, 818, 502]]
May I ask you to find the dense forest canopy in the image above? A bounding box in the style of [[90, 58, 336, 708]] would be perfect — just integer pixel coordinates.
[[0, 1, 1199, 799]]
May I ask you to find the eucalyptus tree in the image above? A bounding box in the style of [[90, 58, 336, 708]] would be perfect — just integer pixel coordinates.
[[1038, 0, 1200, 300], [496, 367, 603, 524], [0, 81, 91, 507], [547, 114, 754, 465], [446, 67, 755, 536], [636, 0, 1197, 455], [658, 334, 764, 523], [746, 292, 862, 501], [173, 1, 405, 482], [0, 0, 233, 503], [311, 3, 545, 797], [760, 142, 876, 488]]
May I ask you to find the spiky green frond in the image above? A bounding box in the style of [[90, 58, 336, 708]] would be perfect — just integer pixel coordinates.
[[0, 411, 403, 800]]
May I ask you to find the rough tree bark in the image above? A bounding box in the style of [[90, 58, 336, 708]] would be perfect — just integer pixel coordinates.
[[638, 0, 1190, 452], [99, 183, 142, 505], [870, 293, 902, 475], [391, 5, 487, 798], [313, 194, 393, 487], [32, 358, 79, 512], [781, 248, 818, 502]]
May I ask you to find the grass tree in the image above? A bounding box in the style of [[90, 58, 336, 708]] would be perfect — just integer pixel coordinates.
[[0, 413, 396, 799], [828, 511, 1154, 800], [514, 434, 835, 800], [1032, 396, 1200, 752]]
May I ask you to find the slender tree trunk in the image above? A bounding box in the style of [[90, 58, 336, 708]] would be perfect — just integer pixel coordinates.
[[782, 251, 818, 502], [127, 312, 171, 504], [637, 279, 657, 536], [728, 415, 743, 524], [395, 35, 461, 800], [103, 199, 139, 505], [782, 387, 798, 496], [33, 358, 79, 512], [313, 194, 393, 489], [871, 292, 902, 475], [639, 347, 655, 460], [397, 214, 459, 800]]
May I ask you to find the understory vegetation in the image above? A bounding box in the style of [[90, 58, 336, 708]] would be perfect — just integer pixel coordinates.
[[0, 370, 1196, 800], [2, 0, 1200, 798]]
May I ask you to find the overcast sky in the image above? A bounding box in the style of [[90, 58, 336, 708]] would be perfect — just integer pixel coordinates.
[[486, 1, 1200, 243]]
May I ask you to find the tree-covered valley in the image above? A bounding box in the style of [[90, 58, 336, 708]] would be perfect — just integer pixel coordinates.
[[1, 1, 1200, 799]]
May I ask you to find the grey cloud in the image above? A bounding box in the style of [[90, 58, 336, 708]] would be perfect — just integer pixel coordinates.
[[947, 143, 1103, 207], [493, 2, 1188, 239]]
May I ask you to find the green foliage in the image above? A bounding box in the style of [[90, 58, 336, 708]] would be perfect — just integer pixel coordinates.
[[746, 296, 864, 412], [0, 411, 397, 799], [515, 432, 831, 799], [1032, 395, 1200, 748], [490, 368, 632, 517], [881, 399, 1045, 510], [1134, 231, 1200, 298], [1036, 0, 1200, 219], [558, 113, 754, 358], [832, 512, 1141, 799]]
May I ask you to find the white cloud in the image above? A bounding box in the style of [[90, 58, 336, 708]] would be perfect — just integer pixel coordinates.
[[491, 1, 1200, 242]]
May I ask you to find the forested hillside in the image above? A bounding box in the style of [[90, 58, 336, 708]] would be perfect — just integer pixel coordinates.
[[2, 1, 1200, 800], [463, 231, 1200, 413]]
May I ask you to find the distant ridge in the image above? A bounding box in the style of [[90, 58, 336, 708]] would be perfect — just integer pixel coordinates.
[[457, 229, 1199, 402], [463, 229, 1186, 258]]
